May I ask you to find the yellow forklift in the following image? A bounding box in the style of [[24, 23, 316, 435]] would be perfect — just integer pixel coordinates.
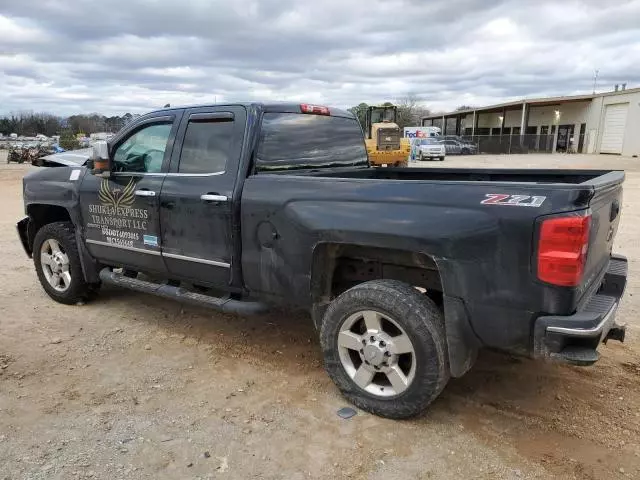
[[364, 105, 410, 167]]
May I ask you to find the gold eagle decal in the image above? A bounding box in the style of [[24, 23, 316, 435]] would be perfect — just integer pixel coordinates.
[[99, 178, 136, 209]]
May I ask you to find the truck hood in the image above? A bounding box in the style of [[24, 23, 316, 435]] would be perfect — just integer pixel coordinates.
[[37, 148, 93, 167], [419, 145, 445, 151]]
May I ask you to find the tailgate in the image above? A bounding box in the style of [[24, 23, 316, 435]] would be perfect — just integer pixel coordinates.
[[581, 172, 624, 299]]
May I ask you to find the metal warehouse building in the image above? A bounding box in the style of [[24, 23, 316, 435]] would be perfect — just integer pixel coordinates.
[[421, 86, 640, 156]]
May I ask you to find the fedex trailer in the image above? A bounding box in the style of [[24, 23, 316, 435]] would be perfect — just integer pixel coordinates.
[[403, 126, 441, 139]]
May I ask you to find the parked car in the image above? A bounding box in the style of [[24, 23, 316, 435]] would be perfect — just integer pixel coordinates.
[[412, 137, 446, 161], [7, 146, 31, 164], [441, 138, 478, 155], [17, 102, 627, 419]]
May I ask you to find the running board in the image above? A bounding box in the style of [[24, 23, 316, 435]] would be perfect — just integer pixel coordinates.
[[99, 269, 268, 315]]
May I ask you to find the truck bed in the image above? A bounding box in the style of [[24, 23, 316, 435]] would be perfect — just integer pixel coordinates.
[[310, 167, 622, 186], [244, 166, 624, 346]]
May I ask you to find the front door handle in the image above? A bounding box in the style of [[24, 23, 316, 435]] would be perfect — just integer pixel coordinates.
[[200, 194, 227, 202], [135, 190, 156, 197]]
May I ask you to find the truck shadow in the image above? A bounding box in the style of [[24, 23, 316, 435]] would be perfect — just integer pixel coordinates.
[[93, 286, 640, 477], [96, 285, 638, 425], [430, 345, 640, 478]]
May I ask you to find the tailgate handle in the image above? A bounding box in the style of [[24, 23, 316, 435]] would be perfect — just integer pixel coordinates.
[[610, 200, 620, 222]]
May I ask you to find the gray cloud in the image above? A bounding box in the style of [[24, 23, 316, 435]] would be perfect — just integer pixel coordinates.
[[1, 0, 639, 116]]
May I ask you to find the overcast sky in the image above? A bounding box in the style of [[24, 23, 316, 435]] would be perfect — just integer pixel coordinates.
[[1, 0, 639, 116]]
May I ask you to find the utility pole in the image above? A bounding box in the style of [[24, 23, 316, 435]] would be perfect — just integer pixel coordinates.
[[592, 69, 599, 94]]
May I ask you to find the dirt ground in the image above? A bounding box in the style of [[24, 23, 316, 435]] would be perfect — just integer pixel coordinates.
[[1, 151, 639, 480]]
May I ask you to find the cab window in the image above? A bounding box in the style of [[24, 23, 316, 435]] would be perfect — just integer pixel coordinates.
[[177, 118, 235, 174], [113, 123, 172, 173], [256, 113, 368, 171]]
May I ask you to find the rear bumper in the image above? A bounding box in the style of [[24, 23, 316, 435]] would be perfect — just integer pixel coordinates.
[[17, 216, 32, 257], [533, 254, 627, 365]]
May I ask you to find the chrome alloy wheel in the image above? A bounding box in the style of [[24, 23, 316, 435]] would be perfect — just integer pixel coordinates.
[[40, 239, 71, 292], [337, 310, 417, 397]]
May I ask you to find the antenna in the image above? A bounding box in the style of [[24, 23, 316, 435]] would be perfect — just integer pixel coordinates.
[[592, 69, 599, 94]]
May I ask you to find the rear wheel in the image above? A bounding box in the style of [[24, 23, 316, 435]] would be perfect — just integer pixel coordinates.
[[33, 222, 99, 304], [320, 280, 449, 419]]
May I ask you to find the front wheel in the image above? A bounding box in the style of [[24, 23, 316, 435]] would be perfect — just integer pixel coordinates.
[[439, 156, 445, 161], [320, 280, 449, 419], [33, 221, 99, 304]]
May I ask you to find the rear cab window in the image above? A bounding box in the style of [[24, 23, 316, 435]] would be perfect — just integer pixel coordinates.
[[177, 117, 235, 174], [256, 112, 368, 172]]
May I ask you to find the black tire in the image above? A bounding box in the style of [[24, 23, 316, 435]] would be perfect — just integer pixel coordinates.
[[418, 153, 423, 161], [320, 280, 449, 419], [33, 221, 98, 304], [439, 156, 445, 161], [461, 148, 470, 155]]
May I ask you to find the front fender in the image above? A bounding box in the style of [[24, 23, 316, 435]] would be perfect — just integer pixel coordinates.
[[23, 166, 85, 227], [22, 166, 100, 283]]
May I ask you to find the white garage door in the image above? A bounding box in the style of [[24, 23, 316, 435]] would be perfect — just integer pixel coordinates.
[[600, 103, 629, 154]]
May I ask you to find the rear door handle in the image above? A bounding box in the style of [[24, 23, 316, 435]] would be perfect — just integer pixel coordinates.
[[200, 194, 227, 202], [135, 190, 156, 197]]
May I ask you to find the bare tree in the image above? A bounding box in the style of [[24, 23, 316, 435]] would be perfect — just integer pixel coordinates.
[[395, 94, 432, 129]]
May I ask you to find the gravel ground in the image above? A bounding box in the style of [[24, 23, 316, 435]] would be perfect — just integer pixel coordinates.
[[1, 151, 639, 480]]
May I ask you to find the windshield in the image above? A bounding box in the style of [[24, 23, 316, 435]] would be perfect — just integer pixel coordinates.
[[256, 113, 368, 171], [419, 138, 440, 145]]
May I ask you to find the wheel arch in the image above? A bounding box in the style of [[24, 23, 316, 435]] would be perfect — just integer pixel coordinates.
[[26, 204, 101, 284], [310, 243, 442, 325], [26, 204, 73, 250], [310, 242, 479, 377]]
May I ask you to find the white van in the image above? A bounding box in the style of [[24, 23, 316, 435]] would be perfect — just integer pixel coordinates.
[[403, 126, 441, 139]]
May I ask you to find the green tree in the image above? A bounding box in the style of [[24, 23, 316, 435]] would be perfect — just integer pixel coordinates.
[[348, 102, 368, 128], [59, 129, 80, 150]]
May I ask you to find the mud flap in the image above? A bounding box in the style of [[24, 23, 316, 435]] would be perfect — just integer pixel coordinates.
[[16, 216, 32, 257], [443, 295, 480, 377], [75, 228, 101, 284]]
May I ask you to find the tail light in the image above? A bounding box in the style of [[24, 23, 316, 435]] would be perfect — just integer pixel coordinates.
[[537, 214, 591, 287], [300, 104, 330, 115]]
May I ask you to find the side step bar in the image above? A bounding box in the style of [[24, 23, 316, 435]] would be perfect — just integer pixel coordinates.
[[99, 269, 269, 315]]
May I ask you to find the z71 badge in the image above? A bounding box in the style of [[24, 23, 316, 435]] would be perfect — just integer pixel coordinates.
[[481, 193, 546, 207]]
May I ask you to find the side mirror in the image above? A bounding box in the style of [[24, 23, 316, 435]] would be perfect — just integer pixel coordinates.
[[90, 141, 110, 177]]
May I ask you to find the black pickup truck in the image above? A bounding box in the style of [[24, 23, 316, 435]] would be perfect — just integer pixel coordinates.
[[17, 102, 627, 418]]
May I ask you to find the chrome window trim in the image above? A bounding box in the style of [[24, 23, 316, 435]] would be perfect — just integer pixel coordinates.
[[111, 171, 226, 178]]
